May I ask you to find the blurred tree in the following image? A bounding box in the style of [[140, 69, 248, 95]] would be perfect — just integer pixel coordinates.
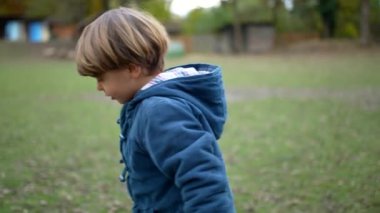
[[236, 0, 273, 22], [140, 0, 171, 22], [88, 0, 105, 15], [335, 0, 360, 38], [0, 0, 26, 16], [270, 0, 282, 29], [369, 0, 380, 41], [210, 5, 233, 31], [183, 5, 232, 35], [15, 0, 171, 24], [25, 0, 88, 23], [183, 8, 212, 34], [318, 0, 338, 37], [231, 0, 243, 53], [275, 0, 320, 33], [24, 0, 57, 18], [182, 0, 377, 43], [108, 0, 171, 22], [360, 0, 370, 45], [184, 0, 276, 52]]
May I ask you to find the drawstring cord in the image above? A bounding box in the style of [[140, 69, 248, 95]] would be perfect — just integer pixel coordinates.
[[119, 164, 127, 182]]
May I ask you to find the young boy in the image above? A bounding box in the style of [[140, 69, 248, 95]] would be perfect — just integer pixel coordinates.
[[75, 7, 235, 212]]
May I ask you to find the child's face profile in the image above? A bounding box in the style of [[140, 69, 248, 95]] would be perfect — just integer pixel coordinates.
[[95, 67, 144, 104]]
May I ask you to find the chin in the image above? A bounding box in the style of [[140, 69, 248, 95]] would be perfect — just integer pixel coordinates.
[[116, 100, 124, 104], [117, 98, 130, 104]]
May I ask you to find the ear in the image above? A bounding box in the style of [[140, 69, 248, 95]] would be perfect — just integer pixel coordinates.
[[128, 64, 143, 79]]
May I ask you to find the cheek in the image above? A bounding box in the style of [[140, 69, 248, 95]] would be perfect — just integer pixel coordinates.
[[107, 85, 120, 96], [109, 82, 128, 96]]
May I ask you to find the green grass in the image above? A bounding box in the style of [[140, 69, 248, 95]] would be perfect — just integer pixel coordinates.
[[0, 44, 379, 212]]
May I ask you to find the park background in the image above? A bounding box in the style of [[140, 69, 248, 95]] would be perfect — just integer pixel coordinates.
[[0, 0, 379, 212]]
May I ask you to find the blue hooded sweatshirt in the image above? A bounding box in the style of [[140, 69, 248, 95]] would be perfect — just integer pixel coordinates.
[[118, 64, 235, 212]]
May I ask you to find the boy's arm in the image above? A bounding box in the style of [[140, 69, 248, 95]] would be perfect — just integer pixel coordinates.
[[140, 97, 235, 212]]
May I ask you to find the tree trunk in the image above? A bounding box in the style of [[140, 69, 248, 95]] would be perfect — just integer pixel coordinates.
[[232, 0, 243, 53], [272, 0, 281, 28], [272, 0, 281, 47], [360, 0, 370, 46], [319, 0, 337, 38]]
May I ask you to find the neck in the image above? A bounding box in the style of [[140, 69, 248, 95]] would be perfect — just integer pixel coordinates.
[[139, 72, 159, 88]]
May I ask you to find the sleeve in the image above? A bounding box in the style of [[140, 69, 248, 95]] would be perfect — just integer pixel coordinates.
[[141, 98, 234, 212]]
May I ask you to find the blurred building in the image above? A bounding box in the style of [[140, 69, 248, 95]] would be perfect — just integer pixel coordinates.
[[217, 22, 275, 53], [189, 22, 275, 54], [0, 16, 50, 42], [0, 15, 81, 43]]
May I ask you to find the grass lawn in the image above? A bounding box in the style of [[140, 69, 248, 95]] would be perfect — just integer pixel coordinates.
[[0, 43, 379, 212]]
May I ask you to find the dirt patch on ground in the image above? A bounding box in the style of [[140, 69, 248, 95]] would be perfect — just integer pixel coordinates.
[[275, 39, 380, 54], [226, 87, 380, 110]]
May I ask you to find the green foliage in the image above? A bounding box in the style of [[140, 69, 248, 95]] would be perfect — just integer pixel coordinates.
[[140, 0, 171, 23], [277, 1, 321, 33], [284, 0, 362, 38], [183, 0, 272, 35], [335, 0, 360, 38], [210, 6, 233, 31], [237, 0, 272, 22], [338, 22, 359, 38], [318, 0, 338, 14], [2, 0, 171, 24], [183, 8, 227, 35], [0, 0, 26, 16], [24, 0, 56, 18], [370, 0, 380, 39], [183, 8, 205, 34], [25, 0, 89, 23], [88, 0, 105, 16], [108, 0, 172, 23]]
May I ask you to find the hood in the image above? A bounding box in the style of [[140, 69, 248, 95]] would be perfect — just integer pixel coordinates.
[[121, 63, 227, 139]]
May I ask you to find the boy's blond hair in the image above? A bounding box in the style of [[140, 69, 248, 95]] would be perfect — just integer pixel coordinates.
[[75, 7, 169, 77]]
